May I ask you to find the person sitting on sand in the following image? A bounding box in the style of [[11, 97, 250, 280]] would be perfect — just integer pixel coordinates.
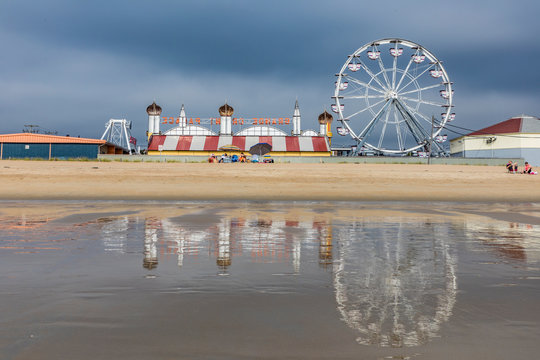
[[219, 153, 228, 163], [523, 161, 532, 174], [506, 161, 514, 173], [208, 154, 216, 163], [240, 152, 246, 163]]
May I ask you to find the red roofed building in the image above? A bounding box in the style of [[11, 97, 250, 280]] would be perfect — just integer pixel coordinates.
[[146, 102, 332, 157], [450, 115, 540, 165]]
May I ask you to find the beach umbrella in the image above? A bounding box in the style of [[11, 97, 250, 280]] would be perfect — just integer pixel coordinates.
[[249, 143, 272, 156], [218, 144, 240, 151]]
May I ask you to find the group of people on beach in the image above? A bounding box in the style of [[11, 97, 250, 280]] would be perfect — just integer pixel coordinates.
[[208, 153, 248, 163], [506, 160, 536, 174]]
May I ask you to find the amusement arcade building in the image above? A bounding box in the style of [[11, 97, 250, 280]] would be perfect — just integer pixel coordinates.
[[146, 102, 333, 157]]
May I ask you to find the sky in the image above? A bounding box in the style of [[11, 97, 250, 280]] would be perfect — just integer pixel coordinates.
[[0, 0, 539, 146]]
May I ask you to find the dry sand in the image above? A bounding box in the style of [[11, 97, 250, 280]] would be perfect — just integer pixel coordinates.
[[0, 160, 538, 202]]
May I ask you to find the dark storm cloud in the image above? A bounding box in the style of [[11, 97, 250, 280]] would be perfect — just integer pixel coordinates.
[[0, 0, 539, 143], [7, 0, 536, 83], [0, 0, 334, 77]]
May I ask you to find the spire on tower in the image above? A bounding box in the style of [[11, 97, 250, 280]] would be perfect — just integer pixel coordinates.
[[179, 104, 187, 128], [292, 99, 301, 136]]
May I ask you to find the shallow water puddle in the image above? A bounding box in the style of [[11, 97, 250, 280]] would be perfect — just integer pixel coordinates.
[[1, 201, 539, 359]]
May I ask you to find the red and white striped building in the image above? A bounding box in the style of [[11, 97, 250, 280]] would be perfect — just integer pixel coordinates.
[[146, 102, 333, 157]]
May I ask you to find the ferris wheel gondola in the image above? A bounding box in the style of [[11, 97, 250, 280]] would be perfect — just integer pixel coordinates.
[[333, 38, 454, 155]]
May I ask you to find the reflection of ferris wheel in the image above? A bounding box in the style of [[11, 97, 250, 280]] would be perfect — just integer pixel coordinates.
[[333, 221, 458, 347], [333, 38, 454, 154]]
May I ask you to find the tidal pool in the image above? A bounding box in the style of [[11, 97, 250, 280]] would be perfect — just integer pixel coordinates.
[[0, 201, 539, 359]]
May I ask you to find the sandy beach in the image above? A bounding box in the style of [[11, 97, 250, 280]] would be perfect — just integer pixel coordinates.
[[0, 160, 538, 202]]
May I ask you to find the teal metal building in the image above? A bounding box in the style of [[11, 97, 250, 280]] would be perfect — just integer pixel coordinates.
[[0, 133, 118, 160]]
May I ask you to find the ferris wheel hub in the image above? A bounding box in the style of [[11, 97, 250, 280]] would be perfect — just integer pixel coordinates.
[[386, 90, 398, 100]]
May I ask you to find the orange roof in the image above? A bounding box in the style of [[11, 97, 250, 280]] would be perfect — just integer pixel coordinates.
[[0, 133, 106, 144]]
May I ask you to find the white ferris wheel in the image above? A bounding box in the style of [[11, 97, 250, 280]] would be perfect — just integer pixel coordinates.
[[333, 38, 454, 155]]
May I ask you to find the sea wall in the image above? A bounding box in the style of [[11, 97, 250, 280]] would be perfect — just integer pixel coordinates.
[[98, 154, 519, 166]]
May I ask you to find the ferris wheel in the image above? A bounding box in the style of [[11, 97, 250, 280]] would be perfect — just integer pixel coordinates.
[[333, 38, 454, 155]]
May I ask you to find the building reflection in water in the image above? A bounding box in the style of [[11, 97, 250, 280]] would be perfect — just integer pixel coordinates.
[[143, 218, 160, 270], [464, 220, 540, 265], [332, 220, 458, 348], [138, 215, 458, 347], [101, 216, 129, 253], [95, 213, 461, 347], [10, 205, 540, 349], [317, 222, 333, 268], [216, 218, 232, 273], [140, 215, 327, 273], [6, 203, 540, 350]]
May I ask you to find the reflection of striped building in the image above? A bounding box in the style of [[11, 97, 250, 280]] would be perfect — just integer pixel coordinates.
[[146, 102, 332, 157], [144, 215, 329, 273]]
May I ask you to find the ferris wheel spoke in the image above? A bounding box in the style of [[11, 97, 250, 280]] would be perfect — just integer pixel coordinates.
[[378, 106, 392, 149], [357, 61, 389, 91], [398, 83, 442, 96], [400, 100, 433, 126], [391, 47, 398, 89], [401, 102, 446, 151], [402, 104, 445, 153], [357, 100, 392, 148], [398, 101, 444, 153], [346, 98, 387, 119], [395, 50, 417, 91], [396, 63, 435, 93], [344, 82, 372, 99], [400, 96, 447, 107], [393, 109, 404, 151], [374, 47, 392, 89], [342, 95, 385, 99], [394, 99, 430, 145], [345, 75, 386, 95]]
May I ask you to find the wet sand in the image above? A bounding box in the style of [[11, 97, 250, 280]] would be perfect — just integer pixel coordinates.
[[1, 201, 540, 360], [1, 160, 539, 201], [2, 200, 540, 226]]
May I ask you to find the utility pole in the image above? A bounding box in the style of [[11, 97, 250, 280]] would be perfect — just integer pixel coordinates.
[[428, 115, 434, 165]]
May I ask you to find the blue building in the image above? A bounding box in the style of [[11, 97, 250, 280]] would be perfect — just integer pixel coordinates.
[[0, 133, 121, 160]]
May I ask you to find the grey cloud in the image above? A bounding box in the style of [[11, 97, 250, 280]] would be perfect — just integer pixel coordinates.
[[0, 0, 538, 145]]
